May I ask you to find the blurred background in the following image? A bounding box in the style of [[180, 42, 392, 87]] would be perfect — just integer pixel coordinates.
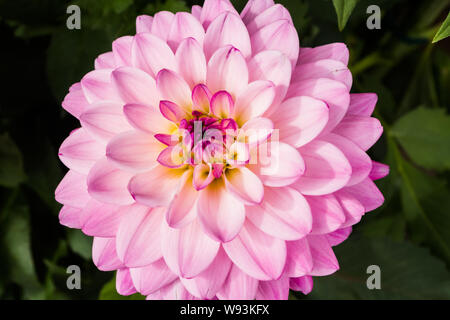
[[0, 0, 449, 300]]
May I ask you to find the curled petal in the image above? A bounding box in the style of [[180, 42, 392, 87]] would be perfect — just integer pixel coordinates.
[[156, 69, 193, 111], [290, 276, 313, 295], [216, 264, 259, 300], [246, 187, 312, 240], [293, 140, 352, 196], [62, 83, 89, 119], [224, 166, 264, 205], [197, 179, 246, 243], [58, 128, 104, 174], [92, 237, 124, 271], [124, 103, 175, 135], [116, 268, 137, 296], [251, 19, 299, 67], [128, 166, 186, 207], [285, 238, 313, 277], [132, 32, 177, 77], [271, 96, 329, 148], [162, 219, 220, 278], [59, 206, 82, 229], [106, 132, 162, 172], [176, 38, 207, 89], [308, 235, 339, 276], [347, 93, 378, 116], [116, 205, 164, 267], [342, 178, 385, 212], [333, 115, 383, 151], [87, 158, 135, 205], [166, 170, 198, 228], [168, 12, 205, 51], [192, 84, 212, 114], [204, 12, 251, 59], [193, 163, 215, 190], [136, 15, 153, 33], [210, 91, 234, 119], [200, 0, 238, 28], [369, 161, 390, 180], [130, 259, 178, 295], [207, 46, 249, 98], [241, 0, 274, 25], [111, 66, 159, 107], [112, 36, 133, 67], [223, 220, 286, 280]]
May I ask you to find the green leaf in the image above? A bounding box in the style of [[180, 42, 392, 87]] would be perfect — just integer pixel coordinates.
[[0, 205, 44, 299], [0, 133, 26, 187], [309, 236, 450, 299], [391, 107, 450, 171], [99, 276, 145, 300], [432, 11, 450, 43], [332, 0, 359, 31], [67, 229, 92, 260]]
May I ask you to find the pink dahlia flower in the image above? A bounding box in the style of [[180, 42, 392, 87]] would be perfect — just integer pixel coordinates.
[[56, 0, 388, 300]]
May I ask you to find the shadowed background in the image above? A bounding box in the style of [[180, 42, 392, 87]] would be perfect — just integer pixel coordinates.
[[0, 0, 449, 299]]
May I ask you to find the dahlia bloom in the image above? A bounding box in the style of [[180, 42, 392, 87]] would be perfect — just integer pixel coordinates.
[[55, 0, 388, 300]]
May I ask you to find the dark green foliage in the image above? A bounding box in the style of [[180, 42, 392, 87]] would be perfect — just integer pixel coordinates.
[[0, 0, 449, 300]]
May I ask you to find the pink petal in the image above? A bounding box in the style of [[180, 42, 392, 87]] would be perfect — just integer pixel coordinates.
[[246, 4, 292, 35], [168, 12, 205, 51], [95, 52, 115, 70], [193, 163, 215, 190], [106, 131, 161, 172], [128, 166, 185, 207], [332, 115, 383, 151], [241, 0, 274, 25], [58, 128, 104, 174], [322, 133, 372, 186], [92, 237, 124, 271], [246, 187, 312, 240], [342, 178, 385, 212], [255, 277, 289, 300], [112, 36, 133, 67], [234, 81, 275, 124], [305, 194, 345, 235], [207, 46, 249, 98], [298, 43, 349, 65], [347, 93, 378, 116], [334, 190, 365, 228], [159, 280, 198, 300], [130, 258, 178, 295], [116, 268, 137, 296], [290, 276, 313, 295], [197, 179, 246, 243], [116, 205, 164, 267], [181, 247, 232, 299], [81, 69, 122, 104], [111, 66, 159, 107], [254, 142, 305, 187], [62, 83, 89, 119], [80, 101, 132, 142], [123, 103, 175, 135], [55, 170, 90, 208], [248, 50, 292, 112], [216, 264, 259, 300], [151, 11, 174, 40], [136, 15, 153, 33], [210, 91, 234, 118], [131, 32, 177, 77], [293, 140, 352, 196], [326, 227, 352, 246], [204, 12, 251, 60], [224, 166, 264, 205], [223, 220, 286, 280], [162, 219, 220, 278], [251, 19, 299, 68], [191, 84, 212, 114], [292, 59, 352, 90], [287, 78, 350, 132], [159, 100, 187, 122], [200, 0, 238, 29], [308, 235, 339, 276], [271, 96, 329, 148], [369, 161, 390, 180], [59, 205, 82, 229], [156, 69, 193, 111], [166, 170, 198, 228], [80, 199, 123, 237], [240, 117, 274, 147], [192, 5, 202, 20], [285, 238, 313, 277], [87, 158, 134, 205], [175, 38, 207, 88]]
